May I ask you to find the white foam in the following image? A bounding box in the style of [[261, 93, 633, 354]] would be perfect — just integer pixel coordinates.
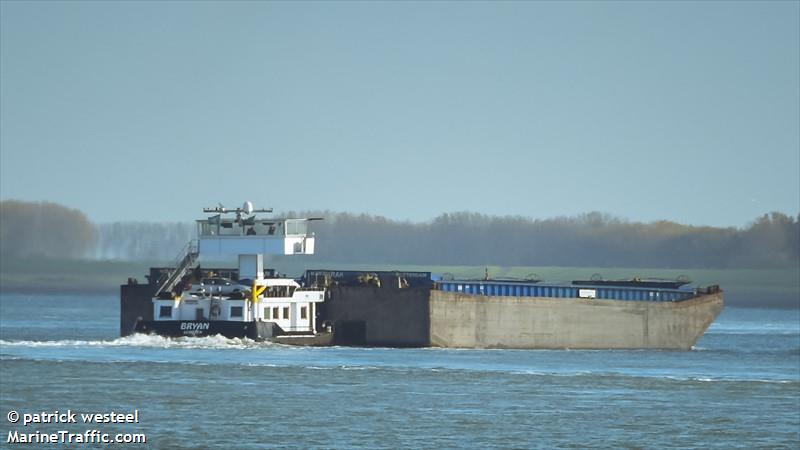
[[0, 333, 274, 350]]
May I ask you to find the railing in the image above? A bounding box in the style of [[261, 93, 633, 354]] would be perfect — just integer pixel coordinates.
[[154, 240, 199, 297], [434, 280, 699, 302], [197, 218, 309, 237], [280, 326, 317, 333]]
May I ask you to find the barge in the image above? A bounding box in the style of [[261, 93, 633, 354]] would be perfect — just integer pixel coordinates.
[[429, 279, 722, 349], [122, 202, 723, 350]]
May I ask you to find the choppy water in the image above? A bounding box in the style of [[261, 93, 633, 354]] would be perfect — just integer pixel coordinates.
[[1, 294, 798, 449]]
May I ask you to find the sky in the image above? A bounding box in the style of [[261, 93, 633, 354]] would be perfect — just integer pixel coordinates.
[[1, 1, 798, 227]]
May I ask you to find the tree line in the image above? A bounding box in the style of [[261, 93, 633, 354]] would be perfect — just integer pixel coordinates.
[[297, 210, 799, 269], [1, 200, 798, 269], [94, 221, 194, 260], [0, 200, 96, 259]]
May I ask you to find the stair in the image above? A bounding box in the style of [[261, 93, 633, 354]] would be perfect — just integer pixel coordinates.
[[154, 240, 199, 297]]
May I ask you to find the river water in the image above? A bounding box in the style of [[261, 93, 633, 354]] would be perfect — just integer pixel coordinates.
[[1, 294, 798, 449]]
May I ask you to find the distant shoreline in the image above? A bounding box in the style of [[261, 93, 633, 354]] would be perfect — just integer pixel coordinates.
[[0, 285, 118, 296], [1, 282, 796, 310], [1, 258, 797, 308]]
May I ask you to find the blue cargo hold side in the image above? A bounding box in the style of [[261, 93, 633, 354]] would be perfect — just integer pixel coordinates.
[[434, 280, 697, 303]]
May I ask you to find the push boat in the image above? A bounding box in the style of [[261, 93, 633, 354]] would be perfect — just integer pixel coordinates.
[[133, 202, 331, 345]]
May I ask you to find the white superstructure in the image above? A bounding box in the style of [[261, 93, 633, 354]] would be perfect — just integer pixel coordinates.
[[152, 278, 324, 333], [151, 202, 325, 335]]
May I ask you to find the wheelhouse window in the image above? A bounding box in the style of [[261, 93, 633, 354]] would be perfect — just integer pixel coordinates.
[[272, 307, 279, 319], [283, 307, 289, 319], [300, 306, 307, 319], [230, 306, 243, 318], [264, 307, 269, 319], [159, 306, 172, 318], [285, 220, 307, 236]]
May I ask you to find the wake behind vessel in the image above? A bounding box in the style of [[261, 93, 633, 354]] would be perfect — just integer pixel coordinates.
[[123, 202, 723, 349]]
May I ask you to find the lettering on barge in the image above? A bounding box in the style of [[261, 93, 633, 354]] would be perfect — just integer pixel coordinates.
[[180, 322, 210, 336]]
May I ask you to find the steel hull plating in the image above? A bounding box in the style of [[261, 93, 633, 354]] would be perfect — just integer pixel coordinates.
[[134, 320, 279, 340], [429, 291, 723, 350], [133, 320, 334, 345]]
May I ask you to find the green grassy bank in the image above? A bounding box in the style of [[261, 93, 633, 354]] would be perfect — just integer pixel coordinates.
[[1, 257, 797, 308]]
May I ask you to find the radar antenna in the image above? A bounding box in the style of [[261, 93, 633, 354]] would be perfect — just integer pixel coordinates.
[[203, 201, 274, 215]]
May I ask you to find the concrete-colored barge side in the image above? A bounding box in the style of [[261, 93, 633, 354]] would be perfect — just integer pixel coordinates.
[[429, 290, 723, 350]]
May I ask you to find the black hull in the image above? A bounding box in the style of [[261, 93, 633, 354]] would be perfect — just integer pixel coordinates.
[[134, 320, 281, 341]]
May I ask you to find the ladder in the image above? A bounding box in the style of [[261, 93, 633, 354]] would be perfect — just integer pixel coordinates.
[[154, 240, 199, 297]]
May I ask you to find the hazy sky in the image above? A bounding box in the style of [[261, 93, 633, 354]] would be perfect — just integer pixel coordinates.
[[1, 1, 798, 227]]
